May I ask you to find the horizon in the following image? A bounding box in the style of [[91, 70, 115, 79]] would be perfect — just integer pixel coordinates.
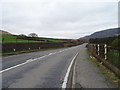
[[1, 27, 118, 39]]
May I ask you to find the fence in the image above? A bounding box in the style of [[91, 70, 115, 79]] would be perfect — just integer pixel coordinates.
[[87, 44, 120, 77], [2, 42, 82, 53], [2, 42, 65, 53]]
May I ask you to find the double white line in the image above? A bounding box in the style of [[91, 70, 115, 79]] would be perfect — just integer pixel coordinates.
[[62, 52, 79, 88]]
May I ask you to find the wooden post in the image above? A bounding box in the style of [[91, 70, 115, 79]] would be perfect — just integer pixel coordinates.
[[104, 44, 107, 60], [97, 44, 100, 55], [13, 48, 16, 52]]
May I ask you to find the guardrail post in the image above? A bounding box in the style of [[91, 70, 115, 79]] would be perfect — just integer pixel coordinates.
[[104, 44, 107, 60], [97, 44, 100, 55]]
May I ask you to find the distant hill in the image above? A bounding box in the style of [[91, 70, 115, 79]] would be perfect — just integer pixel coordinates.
[[81, 28, 120, 39], [0, 30, 12, 35]]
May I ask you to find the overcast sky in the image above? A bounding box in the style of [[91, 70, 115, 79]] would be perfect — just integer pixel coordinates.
[[0, 0, 119, 39]]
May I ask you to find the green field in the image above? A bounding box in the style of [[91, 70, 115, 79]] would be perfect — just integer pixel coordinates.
[[0, 34, 67, 43]]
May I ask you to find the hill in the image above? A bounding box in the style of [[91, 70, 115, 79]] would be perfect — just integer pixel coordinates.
[[81, 28, 120, 39], [0, 30, 69, 43], [0, 30, 12, 35]]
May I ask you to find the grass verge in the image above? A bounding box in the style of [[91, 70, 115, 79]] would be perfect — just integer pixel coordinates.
[[87, 50, 120, 88]]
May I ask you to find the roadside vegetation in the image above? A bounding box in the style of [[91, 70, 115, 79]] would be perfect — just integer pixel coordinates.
[[89, 35, 120, 68], [88, 35, 120, 88], [1, 30, 81, 56], [87, 50, 120, 88], [89, 35, 120, 47]]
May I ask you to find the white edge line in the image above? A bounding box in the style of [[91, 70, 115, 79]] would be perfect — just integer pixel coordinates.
[[62, 52, 79, 88]]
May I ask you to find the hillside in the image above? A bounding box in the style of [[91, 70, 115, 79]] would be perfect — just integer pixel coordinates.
[[81, 28, 120, 39], [0, 30, 68, 43], [0, 30, 12, 35]]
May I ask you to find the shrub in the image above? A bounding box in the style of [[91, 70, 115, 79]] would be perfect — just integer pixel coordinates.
[[71, 39, 78, 44], [111, 39, 120, 48]]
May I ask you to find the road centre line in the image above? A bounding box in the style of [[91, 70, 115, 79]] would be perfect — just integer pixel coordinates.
[[62, 52, 79, 88], [0, 54, 54, 73], [1, 48, 75, 73]]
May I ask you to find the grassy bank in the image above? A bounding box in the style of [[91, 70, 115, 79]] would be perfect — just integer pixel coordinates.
[[87, 50, 120, 88], [0, 34, 66, 43]]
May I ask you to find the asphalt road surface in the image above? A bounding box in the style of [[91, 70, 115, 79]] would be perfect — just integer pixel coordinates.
[[2, 44, 83, 88]]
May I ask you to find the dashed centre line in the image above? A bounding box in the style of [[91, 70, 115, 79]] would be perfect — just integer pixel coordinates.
[[1, 47, 75, 73]]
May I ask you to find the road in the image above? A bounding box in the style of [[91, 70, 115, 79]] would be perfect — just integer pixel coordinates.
[[2, 44, 82, 88]]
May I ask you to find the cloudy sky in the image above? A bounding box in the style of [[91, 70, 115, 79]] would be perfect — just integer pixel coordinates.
[[0, 0, 119, 39]]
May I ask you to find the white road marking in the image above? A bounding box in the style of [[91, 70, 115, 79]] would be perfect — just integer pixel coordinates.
[[62, 52, 79, 88], [57, 50, 63, 53], [1, 46, 79, 73], [0, 60, 29, 73], [0, 48, 72, 73], [26, 59, 33, 62], [48, 53, 53, 55], [0, 55, 50, 73]]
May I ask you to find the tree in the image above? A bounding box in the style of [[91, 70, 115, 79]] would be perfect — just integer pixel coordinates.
[[71, 39, 78, 44], [28, 33, 38, 37], [19, 34, 26, 36]]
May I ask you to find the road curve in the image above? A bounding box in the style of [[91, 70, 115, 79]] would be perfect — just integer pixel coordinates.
[[2, 44, 85, 88]]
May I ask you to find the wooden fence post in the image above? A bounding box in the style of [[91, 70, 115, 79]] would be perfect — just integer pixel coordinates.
[[13, 48, 16, 52], [97, 44, 100, 55], [104, 44, 107, 60]]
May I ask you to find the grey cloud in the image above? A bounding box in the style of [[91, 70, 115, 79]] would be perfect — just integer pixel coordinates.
[[1, 1, 118, 38]]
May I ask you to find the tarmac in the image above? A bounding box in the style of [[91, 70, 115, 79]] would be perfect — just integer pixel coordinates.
[[74, 44, 115, 88]]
